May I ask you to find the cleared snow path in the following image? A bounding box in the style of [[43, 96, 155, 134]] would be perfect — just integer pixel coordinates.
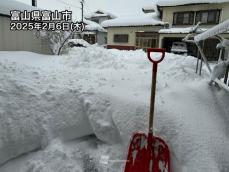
[[0, 47, 229, 171]]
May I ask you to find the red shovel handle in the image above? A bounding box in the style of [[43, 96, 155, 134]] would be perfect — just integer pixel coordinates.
[[147, 48, 165, 63], [147, 48, 165, 73]]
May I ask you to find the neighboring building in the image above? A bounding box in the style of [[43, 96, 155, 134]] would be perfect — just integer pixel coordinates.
[[83, 10, 116, 45], [80, 19, 107, 45], [85, 10, 116, 24], [101, 14, 165, 50], [156, 0, 229, 60], [0, 0, 52, 54]]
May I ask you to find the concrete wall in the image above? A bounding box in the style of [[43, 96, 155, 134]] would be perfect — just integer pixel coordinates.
[[106, 26, 162, 47], [0, 15, 52, 54], [161, 2, 229, 28]]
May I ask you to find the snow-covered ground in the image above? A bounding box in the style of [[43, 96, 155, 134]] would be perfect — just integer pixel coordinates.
[[0, 46, 229, 172]]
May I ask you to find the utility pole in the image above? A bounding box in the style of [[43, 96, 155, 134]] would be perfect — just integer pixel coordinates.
[[32, 0, 37, 7], [80, 0, 84, 23]]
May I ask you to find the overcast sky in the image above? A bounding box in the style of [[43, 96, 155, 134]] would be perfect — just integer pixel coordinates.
[[16, 0, 156, 19]]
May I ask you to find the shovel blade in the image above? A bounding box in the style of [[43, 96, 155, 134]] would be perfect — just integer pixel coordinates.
[[124, 133, 170, 172], [124, 133, 148, 172]]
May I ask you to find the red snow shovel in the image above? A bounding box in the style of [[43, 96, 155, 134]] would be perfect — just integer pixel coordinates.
[[124, 48, 170, 172]]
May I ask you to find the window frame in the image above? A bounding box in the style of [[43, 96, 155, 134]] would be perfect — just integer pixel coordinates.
[[113, 34, 129, 43], [173, 11, 194, 25], [135, 32, 159, 49], [195, 10, 221, 25]]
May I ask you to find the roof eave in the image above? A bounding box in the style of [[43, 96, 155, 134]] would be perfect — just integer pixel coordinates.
[[103, 24, 164, 28], [157, 3, 210, 8]]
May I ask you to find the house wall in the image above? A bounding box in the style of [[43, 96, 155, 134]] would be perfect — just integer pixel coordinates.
[[106, 26, 162, 49], [0, 16, 52, 54], [161, 2, 229, 27]]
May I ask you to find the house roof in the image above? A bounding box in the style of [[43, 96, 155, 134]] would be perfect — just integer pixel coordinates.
[[84, 19, 106, 32], [157, 0, 229, 7], [0, 0, 39, 16], [85, 10, 116, 19], [101, 13, 164, 28]]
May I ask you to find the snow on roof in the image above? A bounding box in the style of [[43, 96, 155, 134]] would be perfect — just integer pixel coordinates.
[[159, 27, 207, 34], [159, 27, 193, 34], [0, 0, 39, 16], [84, 19, 106, 32], [157, 0, 229, 7], [101, 13, 164, 28], [85, 10, 116, 19]]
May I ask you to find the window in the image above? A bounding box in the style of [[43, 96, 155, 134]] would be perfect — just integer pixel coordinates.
[[195, 10, 220, 24], [135, 32, 159, 50], [113, 34, 129, 43], [173, 12, 194, 25]]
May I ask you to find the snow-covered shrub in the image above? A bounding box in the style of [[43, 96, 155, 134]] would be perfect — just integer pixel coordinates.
[[40, 30, 72, 55]]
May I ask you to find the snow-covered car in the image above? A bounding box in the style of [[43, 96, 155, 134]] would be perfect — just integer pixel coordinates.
[[68, 39, 90, 48], [171, 42, 188, 55]]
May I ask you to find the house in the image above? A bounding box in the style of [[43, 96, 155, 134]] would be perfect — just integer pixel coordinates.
[[79, 19, 107, 45], [0, 0, 52, 54], [83, 10, 116, 45], [156, 0, 229, 60], [85, 10, 116, 24], [101, 13, 165, 50]]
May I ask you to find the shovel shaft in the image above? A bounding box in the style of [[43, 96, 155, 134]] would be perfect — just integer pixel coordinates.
[[149, 63, 157, 133], [147, 48, 165, 134]]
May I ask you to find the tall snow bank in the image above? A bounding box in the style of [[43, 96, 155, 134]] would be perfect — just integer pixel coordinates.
[[0, 53, 93, 165]]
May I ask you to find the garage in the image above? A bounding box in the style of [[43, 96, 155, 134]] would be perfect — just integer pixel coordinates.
[[162, 37, 219, 61]]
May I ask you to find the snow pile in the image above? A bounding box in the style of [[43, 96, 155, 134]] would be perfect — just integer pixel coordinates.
[[157, 0, 229, 7], [0, 47, 229, 172], [211, 61, 229, 80], [68, 39, 91, 47], [101, 13, 164, 27], [0, 52, 94, 164], [0, 0, 39, 16]]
